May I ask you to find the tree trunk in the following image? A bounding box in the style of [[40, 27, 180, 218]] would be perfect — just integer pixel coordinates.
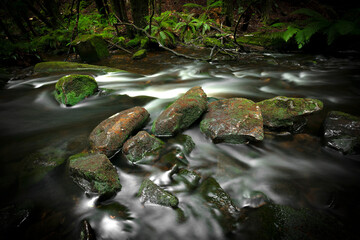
[[110, 0, 132, 35], [129, 0, 149, 29], [95, 0, 108, 18], [26, 1, 54, 29], [156, 0, 161, 15], [223, 0, 235, 27]]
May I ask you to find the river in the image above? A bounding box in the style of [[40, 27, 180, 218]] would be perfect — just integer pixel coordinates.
[[0, 50, 359, 239]]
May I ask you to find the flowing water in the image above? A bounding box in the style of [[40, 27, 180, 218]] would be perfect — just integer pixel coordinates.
[[1, 51, 360, 239]]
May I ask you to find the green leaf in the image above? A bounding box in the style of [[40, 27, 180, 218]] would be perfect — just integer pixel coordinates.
[[208, 1, 223, 9], [283, 26, 299, 42], [183, 3, 204, 9], [159, 31, 167, 40], [293, 8, 326, 21]]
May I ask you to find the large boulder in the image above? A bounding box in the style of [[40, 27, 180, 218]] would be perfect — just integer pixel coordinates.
[[68, 152, 121, 198], [323, 111, 360, 154], [257, 96, 323, 128], [55, 74, 98, 106], [34, 61, 122, 74], [89, 107, 149, 157], [200, 98, 264, 144], [152, 86, 207, 137], [72, 35, 109, 63], [122, 131, 165, 164], [137, 179, 179, 207]]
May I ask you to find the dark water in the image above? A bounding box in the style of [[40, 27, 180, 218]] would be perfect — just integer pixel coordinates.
[[1, 51, 360, 239]]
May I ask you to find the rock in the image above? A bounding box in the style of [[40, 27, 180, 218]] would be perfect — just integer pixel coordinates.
[[34, 61, 122, 74], [80, 219, 96, 240], [97, 202, 132, 220], [200, 98, 264, 144], [323, 111, 360, 154], [171, 169, 201, 189], [122, 131, 165, 164], [89, 107, 149, 157], [55, 74, 98, 106], [257, 96, 323, 128], [72, 35, 109, 63], [137, 179, 179, 207], [167, 134, 196, 156], [238, 202, 347, 240], [197, 177, 239, 231], [68, 153, 121, 198], [152, 86, 207, 137], [132, 49, 147, 60]]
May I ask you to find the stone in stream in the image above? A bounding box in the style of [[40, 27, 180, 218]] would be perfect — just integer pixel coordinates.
[[323, 111, 360, 154], [152, 86, 207, 137], [200, 98, 264, 144], [72, 35, 109, 63], [34, 61, 123, 74], [80, 219, 96, 240], [197, 177, 240, 232], [171, 168, 201, 189], [137, 179, 179, 207], [257, 96, 323, 129], [122, 131, 165, 164], [89, 107, 149, 157], [55, 74, 98, 106], [68, 153, 121, 199]]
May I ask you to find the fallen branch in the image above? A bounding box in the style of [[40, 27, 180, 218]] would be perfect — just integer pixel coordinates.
[[105, 39, 132, 54]]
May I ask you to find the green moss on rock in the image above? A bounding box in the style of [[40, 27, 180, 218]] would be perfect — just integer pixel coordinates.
[[132, 49, 147, 60], [55, 74, 98, 106], [137, 179, 179, 207], [257, 96, 323, 128], [68, 152, 121, 198], [72, 35, 109, 63], [34, 61, 123, 74]]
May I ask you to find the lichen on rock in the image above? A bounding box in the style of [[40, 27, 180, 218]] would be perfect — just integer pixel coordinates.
[[257, 96, 323, 128], [89, 107, 149, 157], [54, 74, 98, 106], [68, 152, 121, 198], [137, 179, 179, 207], [200, 98, 264, 144], [152, 86, 207, 137]]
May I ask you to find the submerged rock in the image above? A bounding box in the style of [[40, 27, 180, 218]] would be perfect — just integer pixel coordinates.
[[171, 169, 201, 189], [34, 61, 122, 74], [198, 177, 239, 231], [68, 153, 121, 198], [137, 179, 179, 207], [323, 111, 360, 154], [200, 98, 264, 144], [72, 35, 109, 63], [89, 107, 149, 157], [122, 131, 165, 163], [152, 86, 207, 137], [238, 202, 347, 240], [55, 74, 98, 106], [80, 219, 96, 240], [257, 96, 323, 128]]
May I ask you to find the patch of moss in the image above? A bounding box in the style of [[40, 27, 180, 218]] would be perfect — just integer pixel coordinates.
[[34, 61, 123, 74], [137, 179, 179, 207], [72, 35, 109, 63], [55, 74, 98, 106]]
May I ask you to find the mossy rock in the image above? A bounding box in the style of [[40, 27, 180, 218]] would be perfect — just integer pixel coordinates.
[[68, 152, 122, 198], [72, 35, 109, 63], [126, 36, 143, 48], [203, 37, 223, 48], [54, 74, 98, 106], [257, 96, 323, 128], [132, 49, 147, 60], [34, 61, 123, 74], [171, 169, 201, 189], [122, 131, 165, 164], [137, 179, 179, 207]]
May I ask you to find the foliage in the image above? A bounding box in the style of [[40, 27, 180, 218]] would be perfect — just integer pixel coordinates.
[[145, 11, 177, 46], [174, 13, 197, 42], [278, 8, 360, 49]]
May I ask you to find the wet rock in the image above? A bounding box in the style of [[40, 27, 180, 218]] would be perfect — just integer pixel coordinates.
[[257, 96, 323, 128], [55, 74, 98, 106], [238, 202, 347, 240], [171, 169, 201, 189], [68, 153, 121, 198], [200, 98, 264, 144], [34, 61, 122, 74], [72, 35, 109, 63], [197, 177, 239, 231], [167, 134, 196, 156], [97, 202, 132, 220], [80, 219, 96, 240], [152, 86, 207, 137], [132, 49, 147, 60], [89, 107, 149, 157], [122, 131, 165, 164], [137, 179, 179, 207], [323, 111, 360, 154]]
